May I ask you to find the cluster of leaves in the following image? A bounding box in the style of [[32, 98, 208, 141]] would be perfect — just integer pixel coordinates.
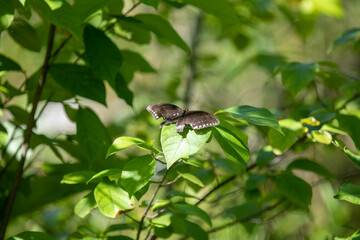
[[1, 0, 360, 239]]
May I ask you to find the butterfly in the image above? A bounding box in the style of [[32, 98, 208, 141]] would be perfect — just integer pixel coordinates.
[[147, 103, 220, 132]]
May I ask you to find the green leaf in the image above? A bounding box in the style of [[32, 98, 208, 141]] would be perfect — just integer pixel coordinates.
[[74, 192, 97, 218], [213, 125, 249, 171], [134, 14, 190, 54], [48, 64, 106, 105], [160, 124, 211, 169], [73, 0, 120, 21], [94, 181, 135, 218], [0, 54, 22, 71], [76, 107, 112, 162], [281, 62, 317, 96], [287, 158, 334, 179], [134, 182, 150, 200], [332, 112, 360, 151], [152, 213, 172, 228], [84, 24, 122, 84], [106, 136, 159, 158], [268, 119, 306, 155], [140, 0, 160, 9], [181, 0, 238, 25], [184, 221, 208, 240], [61, 171, 96, 184], [87, 169, 123, 184], [7, 231, 53, 240], [117, 16, 151, 45], [255, 145, 275, 167], [152, 199, 171, 211], [0, 0, 14, 32], [178, 172, 204, 187], [334, 183, 360, 205], [121, 50, 156, 74], [32, 0, 82, 41], [311, 130, 332, 145], [222, 105, 283, 134], [212, 158, 243, 174], [6, 105, 29, 125], [227, 202, 261, 220], [108, 74, 133, 107], [8, 18, 41, 52], [171, 203, 212, 227], [328, 28, 360, 53], [254, 53, 286, 74], [344, 148, 360, 169], [275, 173, 312, 209], [120, 155, 155, 196], [0, 125, 7, 146]]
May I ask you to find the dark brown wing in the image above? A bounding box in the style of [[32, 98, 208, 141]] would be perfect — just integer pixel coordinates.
[[177, 111, 220, 131], [146, 103, 184, 120]]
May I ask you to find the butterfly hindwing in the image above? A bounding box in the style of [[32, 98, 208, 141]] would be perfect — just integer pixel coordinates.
[[183, 111, 220, 130]]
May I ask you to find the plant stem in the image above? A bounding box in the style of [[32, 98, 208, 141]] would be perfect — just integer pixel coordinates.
[[136, 169, 169, 240], [0, 24, 56, 240]]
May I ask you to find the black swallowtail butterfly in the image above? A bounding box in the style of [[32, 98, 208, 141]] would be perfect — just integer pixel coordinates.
[[147, 103, 220, 132]]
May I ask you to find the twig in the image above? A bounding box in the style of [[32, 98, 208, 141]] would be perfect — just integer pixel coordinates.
[[105, 1, 141, 31], [136, 168, 169, 240], [184, 11, 203, 108], [313, 81, 327, 109], [124, 212, 140, 224], [161, 175, 181, 186], [0, 24, 56, 240], [207, 199, 284, 234], [336, 93, 360, 112]]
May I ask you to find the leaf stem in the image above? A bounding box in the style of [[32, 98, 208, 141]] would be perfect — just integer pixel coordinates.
[[136, 168, 169, 240], [0, 24, 56, 240]]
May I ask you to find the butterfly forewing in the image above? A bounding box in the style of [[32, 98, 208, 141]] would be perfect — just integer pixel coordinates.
[[147, 103, 184, 120]]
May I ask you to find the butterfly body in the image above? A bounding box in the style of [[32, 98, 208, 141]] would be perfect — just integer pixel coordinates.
[[147, 103, 220, 132]]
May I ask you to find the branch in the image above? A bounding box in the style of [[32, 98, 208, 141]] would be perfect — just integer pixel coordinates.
[[0, 24, 56, 240], [184, 11, 203, 108], [207, 199, 284, 234], [136, 169, 169, 240]]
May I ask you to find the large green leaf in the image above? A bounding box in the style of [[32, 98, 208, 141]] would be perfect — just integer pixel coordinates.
[[268, 119, 306, 155], [160, 124, 211, 169], [170, 203, 212, 227], [74, 192, 97, 218], [334, 183, 360, 205], [328, 28, 360, 53], [106, 136, 159, 158], [48, 64, 106, 105], [8, 18, 41, 52], [181, 0, 238, 25], [281, 62, 317, 96], [222, 105, 283, 134], [275, 173, 312, 209], [84, 24, 122, 84], [120, 155, 155, 196], [73, 0, 120, 20], [94, 181, 135, 218], [287, 158, 334, 179], [7, 231, 53, 240], [332, 112, 360, 151], [213, 125, 249, 171], [108, 74, 133, 107], [76, 107, 112, 162], [120, 50, 156, 83], [32, 0, 82, 41], [0, 54, 22, 71], [134, 14, 190, 54]]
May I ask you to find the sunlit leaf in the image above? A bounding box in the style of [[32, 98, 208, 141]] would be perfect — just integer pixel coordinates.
[[178, 172, 204, 187], [120, 155, 155, 196], [61, 171, 96, 184], [87, 169, 123, 184], [94, 181, 135, 218], [106, 136, 159, 158], [74, 192, 97, 218], [161, 124, 211, 169], [171, 202, 212, 227], [311, 130, 332, 145], [334, 183, 360, 205], [152, 213, 172, 228]]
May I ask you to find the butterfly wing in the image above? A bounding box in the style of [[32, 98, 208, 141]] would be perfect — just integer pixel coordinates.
[[176, 111, 220, 132], [146, 103, 184, 120]]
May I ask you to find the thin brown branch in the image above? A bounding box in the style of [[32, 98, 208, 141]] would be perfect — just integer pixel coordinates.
[[313, 82, 327, 109], [184, 11, 203, 108], [0, 24, 56, 240], [136, 169, 169, 240], [105, 1, 141, 31]]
